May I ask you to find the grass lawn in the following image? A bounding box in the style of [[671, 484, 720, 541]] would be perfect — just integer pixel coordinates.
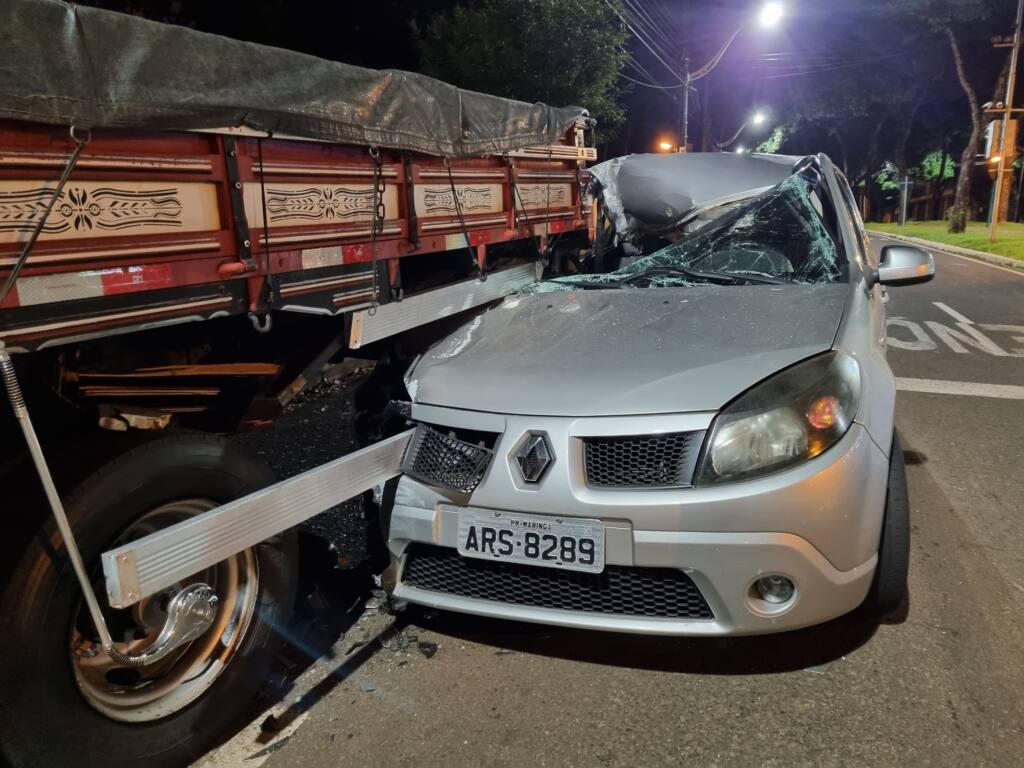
[[869, 221, 1024, 261]]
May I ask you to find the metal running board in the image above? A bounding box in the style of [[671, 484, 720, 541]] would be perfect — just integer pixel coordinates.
[[101, 430, 414, 609], [348, 264, 538, 349]]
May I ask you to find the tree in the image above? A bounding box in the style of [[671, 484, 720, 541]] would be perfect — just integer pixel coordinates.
[[414, 0, 629, 135], [891, 0, 1015, 232], [767, 2, 939, 221]]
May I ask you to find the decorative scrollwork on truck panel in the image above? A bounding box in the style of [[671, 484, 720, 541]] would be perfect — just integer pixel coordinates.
[[412, 184, 503, 218], [243, 183, 399, 228], [0, 181, 219, 244], [0, 186, 183, 234], [265, 186, 381, 222], [515, 184, 570, 209], [422, 186, 494, 213]]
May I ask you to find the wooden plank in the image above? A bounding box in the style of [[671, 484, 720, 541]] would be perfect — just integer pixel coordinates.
[[73, 362, 281, 379]]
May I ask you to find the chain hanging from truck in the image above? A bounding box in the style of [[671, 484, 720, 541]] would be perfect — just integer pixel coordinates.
[[445, 156, 484, 280], [369, 146, 384, 311]]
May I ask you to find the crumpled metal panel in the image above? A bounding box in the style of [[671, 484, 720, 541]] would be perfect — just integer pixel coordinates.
[[590, 152, 804, 240], [539, 171, 847, 292], [2, 0, 587, 157]]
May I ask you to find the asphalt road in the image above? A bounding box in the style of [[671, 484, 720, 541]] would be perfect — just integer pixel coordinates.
[[200, 240, 1024, 768]]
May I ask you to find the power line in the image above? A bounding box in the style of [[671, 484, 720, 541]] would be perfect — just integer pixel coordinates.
[[621, 2, 687, 83], [642, 0, 685, 49], [602, 0, 686, 84], [623, 0, 680, 58], [620, 49, 687, 91], [619, 70, 688, 90], [622, 49, 663, 83], [761, 56, 905, 79]]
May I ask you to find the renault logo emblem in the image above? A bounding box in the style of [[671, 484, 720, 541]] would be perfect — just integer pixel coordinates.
[[514, 432, 552, 483]]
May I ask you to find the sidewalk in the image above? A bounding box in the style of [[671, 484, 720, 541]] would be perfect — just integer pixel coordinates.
[[868, 229, 1024, 272]]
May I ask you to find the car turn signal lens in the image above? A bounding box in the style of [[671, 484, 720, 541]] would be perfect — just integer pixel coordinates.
[[806, 395, 842, 429]]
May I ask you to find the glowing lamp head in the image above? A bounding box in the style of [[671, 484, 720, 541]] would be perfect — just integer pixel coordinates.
[[752, 111, 767, 126], [658, 141, 675, 152], [759, 2, 784, 27], [806, 395, 843, 430]]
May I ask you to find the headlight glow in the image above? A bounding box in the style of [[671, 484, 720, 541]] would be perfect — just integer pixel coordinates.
[[696, 351, 860, 485]]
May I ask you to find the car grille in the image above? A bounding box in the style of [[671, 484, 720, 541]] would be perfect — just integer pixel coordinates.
[[401, 423, 496, 494], [401, 544, 713, 620], [583, 431, 701, 488]]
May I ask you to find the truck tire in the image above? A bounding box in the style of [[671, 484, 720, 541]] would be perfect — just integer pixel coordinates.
[[0, 433, 298, 768], [861, 432, 910, 615]]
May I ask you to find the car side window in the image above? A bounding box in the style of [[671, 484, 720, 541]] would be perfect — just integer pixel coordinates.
[[835, 171, 875, 267]]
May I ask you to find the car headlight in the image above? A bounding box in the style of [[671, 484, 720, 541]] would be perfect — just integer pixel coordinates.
[[695, 351, 860, 486]]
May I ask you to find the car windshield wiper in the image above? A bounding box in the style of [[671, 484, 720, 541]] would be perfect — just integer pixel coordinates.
[[551, 277, 625, 290], [619, 265, 789, 286], [553, 265, 789, 291]]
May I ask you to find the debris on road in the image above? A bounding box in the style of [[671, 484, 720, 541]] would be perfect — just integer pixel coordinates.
[[417, 641, 439, 659]]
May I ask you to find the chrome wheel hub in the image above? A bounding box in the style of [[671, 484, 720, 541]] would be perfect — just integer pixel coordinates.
[[70, 499, 260, 723]]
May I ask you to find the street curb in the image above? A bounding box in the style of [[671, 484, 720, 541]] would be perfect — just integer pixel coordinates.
[[867, 229, 1024, 272]]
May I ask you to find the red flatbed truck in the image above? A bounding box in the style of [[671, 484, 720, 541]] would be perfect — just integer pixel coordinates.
[[0, 2, 596, 765]]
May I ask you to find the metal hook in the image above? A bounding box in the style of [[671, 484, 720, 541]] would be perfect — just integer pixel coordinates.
[[249, 312, 272, 333], [69, 125, 92, 145]]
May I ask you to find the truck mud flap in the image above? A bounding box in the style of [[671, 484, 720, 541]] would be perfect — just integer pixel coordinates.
[[101, 429, 413, 609], [348, 263, 538, 349]]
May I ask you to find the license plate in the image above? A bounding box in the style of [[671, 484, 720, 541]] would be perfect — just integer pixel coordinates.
[[457, 508, 605, 574]]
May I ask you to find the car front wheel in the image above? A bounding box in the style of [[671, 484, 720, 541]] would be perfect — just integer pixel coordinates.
[[862, 432, 911, 615]]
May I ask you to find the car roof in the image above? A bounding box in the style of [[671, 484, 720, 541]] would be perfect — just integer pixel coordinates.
[[590, 152, 810, 239]]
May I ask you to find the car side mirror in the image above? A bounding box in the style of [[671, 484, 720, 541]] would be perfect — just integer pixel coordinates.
[[873, 245, 935, 286]]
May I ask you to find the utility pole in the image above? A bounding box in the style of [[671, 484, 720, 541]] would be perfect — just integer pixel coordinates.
[[899, 177, 913, 226], [701, 81, 712, 152], [681, 61, 690, 152], [990, 0, 1024, 243]]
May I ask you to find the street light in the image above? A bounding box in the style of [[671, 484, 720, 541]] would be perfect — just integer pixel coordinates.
[[717, 110, 771, 150], [759, 1, 784, 27], [679, 3, 784, 151], [657, 140, 676, 152]]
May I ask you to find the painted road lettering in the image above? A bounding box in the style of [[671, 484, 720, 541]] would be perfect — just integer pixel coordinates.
[[887, 302, 1023, 356]]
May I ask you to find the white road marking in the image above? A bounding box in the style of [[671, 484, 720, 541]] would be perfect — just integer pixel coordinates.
[[896, 377, 1024, 399], [932, 302, 974, 325], [924, 321, 1010, 356], [886, 317, 937, 350], [980, 324, 1024, 356], [932, 247, 1024, 277]]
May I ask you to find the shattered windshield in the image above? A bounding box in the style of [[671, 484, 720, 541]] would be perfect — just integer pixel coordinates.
[[527, 171, 846, 293]]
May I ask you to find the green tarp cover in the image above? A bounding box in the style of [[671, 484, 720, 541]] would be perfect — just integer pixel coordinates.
[[0, 0, 588, 157]]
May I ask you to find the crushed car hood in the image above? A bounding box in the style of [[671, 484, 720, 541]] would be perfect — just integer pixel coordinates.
[[407, 284, 849, 417]]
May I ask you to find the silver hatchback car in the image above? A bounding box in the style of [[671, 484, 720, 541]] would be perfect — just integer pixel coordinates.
[[385, 152, 934, 636]]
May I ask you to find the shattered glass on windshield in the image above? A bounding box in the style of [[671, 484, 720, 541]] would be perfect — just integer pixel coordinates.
[[524, 171, 845, 293]]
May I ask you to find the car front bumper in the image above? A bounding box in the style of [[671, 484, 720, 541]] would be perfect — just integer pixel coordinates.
[[388, 412, 889, 636]]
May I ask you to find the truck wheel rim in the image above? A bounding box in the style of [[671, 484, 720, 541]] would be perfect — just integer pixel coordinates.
[[69, 499, 260, 723]]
